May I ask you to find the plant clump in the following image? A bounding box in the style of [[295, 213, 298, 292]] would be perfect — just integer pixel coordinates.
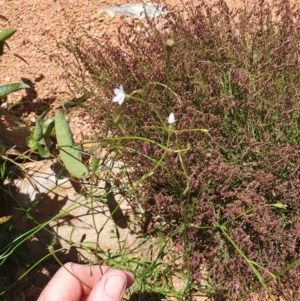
[[61, 0, 300, 299]]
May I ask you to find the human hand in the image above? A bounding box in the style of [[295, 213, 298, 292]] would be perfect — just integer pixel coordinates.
[[37, 262, 135, 301]]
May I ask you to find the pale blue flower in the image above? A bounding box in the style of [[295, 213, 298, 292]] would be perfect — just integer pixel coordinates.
[[113, 85, 125, 105], [168, 112, 176, 124]]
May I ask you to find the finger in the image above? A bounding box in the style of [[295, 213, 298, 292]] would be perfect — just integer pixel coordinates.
[[86, 269, 135, 301], [37, 263, 109, 301], [38, 263, 134, 301]]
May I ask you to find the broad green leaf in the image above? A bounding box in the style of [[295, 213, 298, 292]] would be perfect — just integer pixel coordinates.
[[55, 111, 89, 179], [0, 82, 29, 98]]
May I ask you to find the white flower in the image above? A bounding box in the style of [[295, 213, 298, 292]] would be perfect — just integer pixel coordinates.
[[167, 112, 176, 124], [112, 85, 125, 105]]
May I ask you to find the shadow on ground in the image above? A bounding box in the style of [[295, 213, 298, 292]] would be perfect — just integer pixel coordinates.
[[129, 291, 166, 301]]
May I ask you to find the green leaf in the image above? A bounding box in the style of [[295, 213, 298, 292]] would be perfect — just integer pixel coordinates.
[[33, 110, 49, 142], [0, 82, 29, 98], [0, 28, 16, 55], [27, 111, 54, 158], [42, 118, 55, 137], [91, 156, 100, 174], [55, 111, 89, 179], [26, 135, 37, 149], [36, 143, 51, 158], [0, 28, 16, 42], [26, 134, 51, 158]]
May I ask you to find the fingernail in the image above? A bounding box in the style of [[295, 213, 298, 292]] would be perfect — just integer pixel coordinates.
[[104, 275, 127, 299]]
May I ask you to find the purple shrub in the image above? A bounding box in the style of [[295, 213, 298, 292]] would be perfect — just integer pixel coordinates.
[[63, 0, 300, 299]]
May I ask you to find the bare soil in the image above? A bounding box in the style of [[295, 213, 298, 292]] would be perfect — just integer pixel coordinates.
[[1, 0, 242, 121]]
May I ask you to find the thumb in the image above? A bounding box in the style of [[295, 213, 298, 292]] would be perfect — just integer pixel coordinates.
[[87, 270, 134, 301]]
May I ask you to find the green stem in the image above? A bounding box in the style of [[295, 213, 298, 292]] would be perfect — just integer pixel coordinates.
[[238, 257, 300, 300]]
